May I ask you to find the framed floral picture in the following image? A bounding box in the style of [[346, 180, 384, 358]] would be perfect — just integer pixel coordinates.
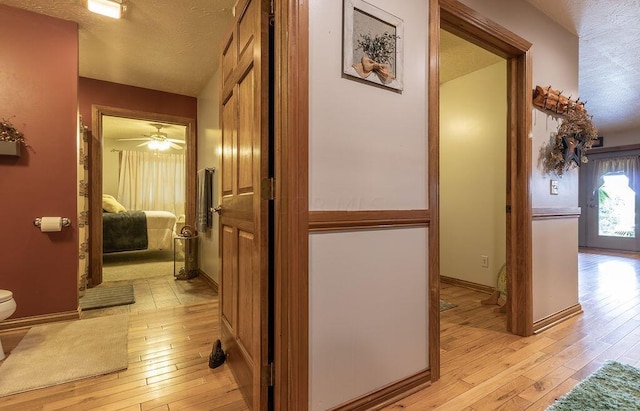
[[343, 0, 404, 91]]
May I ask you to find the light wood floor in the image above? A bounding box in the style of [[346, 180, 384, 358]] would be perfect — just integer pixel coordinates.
[[385, 249, 640, 410], [1, 250, 639, 410]]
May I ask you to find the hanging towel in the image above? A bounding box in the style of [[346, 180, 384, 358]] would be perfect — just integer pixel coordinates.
[[196, 169, 208, 233], [196, 168, 214, 233]]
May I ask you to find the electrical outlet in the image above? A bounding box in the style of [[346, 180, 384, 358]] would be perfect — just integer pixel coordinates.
[[481, 255, 489, 268], [550, 180, 559, 195]]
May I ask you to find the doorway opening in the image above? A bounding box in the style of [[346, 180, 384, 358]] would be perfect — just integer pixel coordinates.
[[429, 0, 534, 379], [439, 28, 508, 331], [89, 106, 197, 291], [579, 149, 640, 252]]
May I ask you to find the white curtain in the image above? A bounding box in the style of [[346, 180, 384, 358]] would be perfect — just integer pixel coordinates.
[[117, 150, 185, 216], [590, 156, 640, 194]]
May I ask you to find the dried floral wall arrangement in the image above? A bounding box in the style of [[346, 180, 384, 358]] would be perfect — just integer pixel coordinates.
[[540, 109, 599, 176], [0, 118, 28, 147], [0, 118, 29, 157], [343, 0, 404, 91]]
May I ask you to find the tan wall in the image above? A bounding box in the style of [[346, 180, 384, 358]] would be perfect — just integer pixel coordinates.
[[196, 70, 222, 285], [440, 61, 507, 287]]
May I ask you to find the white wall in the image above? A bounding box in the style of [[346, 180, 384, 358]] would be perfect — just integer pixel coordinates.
[[532, 218, 579, 320], [309, 0, 427, 211], [440, 61, 507, 287], [309, 229, 428, 409], [460, 0, 580, 322], [103, 138, 119, 197], [197, 69, 222, 284], [309, 0, 428, 408], [600, 129, 640, 148]]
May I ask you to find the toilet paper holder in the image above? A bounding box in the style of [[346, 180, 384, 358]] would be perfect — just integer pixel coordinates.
[[33, 217, 72, 228]]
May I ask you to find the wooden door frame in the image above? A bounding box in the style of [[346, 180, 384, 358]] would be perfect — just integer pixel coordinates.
[[273, 0, 309, 408], [429, 0, 534, 378], [89, 105, 196, 287]]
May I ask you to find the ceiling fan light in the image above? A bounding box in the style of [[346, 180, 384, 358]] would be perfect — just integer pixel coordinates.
[[87, 0, 126, 19], [147, 140, 171, 151]]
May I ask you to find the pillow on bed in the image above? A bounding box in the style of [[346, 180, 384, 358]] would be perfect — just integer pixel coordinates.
[[102, 194, 127, 213]]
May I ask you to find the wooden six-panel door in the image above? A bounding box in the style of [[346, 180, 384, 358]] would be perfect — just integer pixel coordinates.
[[219, 0, 271, 409]]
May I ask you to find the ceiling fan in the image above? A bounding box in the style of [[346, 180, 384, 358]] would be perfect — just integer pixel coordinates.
[[117, 123, 184, 151]]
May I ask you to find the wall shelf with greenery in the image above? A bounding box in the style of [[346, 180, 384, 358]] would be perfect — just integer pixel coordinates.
[[0, 118, 27, 157], [0, 140, 21, 157]]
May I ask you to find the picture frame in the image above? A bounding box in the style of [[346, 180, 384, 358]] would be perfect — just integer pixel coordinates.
[[343, 0, 404, 91], [592, 136, 604, 148]]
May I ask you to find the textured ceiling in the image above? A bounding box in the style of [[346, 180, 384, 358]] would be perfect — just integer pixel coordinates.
[[102, 116, 186, 142], [0, 0, 235, 97], [525, 0, 640, 135], [440, 30, 504, 84], [3, 0, 639, 135]]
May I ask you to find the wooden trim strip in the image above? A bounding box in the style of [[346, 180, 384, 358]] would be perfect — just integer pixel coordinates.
[[308, 210, 430, 232], [533, 303, 583, 334], [440, 276, 495, 295], [532, 207, 581, 220], [0, 310, 80, 332], [274, 0, 310, 408], [440, 0, 532, 58], [329, 370, 431, 411], [428, 0, 441, 382], [198, 270, 219, 293]]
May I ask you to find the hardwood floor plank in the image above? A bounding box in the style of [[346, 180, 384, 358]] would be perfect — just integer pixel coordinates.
[[469, 375, 535, 411], [517, 365, 575, 403], [519, 378, 579, 411]]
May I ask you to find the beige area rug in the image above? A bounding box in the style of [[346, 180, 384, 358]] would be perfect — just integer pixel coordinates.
[[0, 315, 129, 397], [103, 250, 174, 281]]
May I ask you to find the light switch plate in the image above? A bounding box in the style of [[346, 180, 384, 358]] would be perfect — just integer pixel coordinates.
[[550, 180, 559, 195]]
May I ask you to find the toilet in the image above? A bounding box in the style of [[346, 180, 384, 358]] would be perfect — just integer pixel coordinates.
[[0, 290, 16, 360]]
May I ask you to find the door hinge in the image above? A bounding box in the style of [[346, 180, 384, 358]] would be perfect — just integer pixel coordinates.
[[263, 362, 275, 387], [262, 177, 275, 200], [269, 0, 275, 24]]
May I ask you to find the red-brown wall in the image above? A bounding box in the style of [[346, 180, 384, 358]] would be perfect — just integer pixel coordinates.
[[0, 5, 79, 318], [78, 78, 198, 127]]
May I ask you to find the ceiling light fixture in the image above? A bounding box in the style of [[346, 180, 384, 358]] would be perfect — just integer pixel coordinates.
[[148, 140, 171, 151], [86, 0, 127, 19]]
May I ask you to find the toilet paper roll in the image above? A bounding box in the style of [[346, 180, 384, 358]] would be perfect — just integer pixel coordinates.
[[40, 217, 62, 232]]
